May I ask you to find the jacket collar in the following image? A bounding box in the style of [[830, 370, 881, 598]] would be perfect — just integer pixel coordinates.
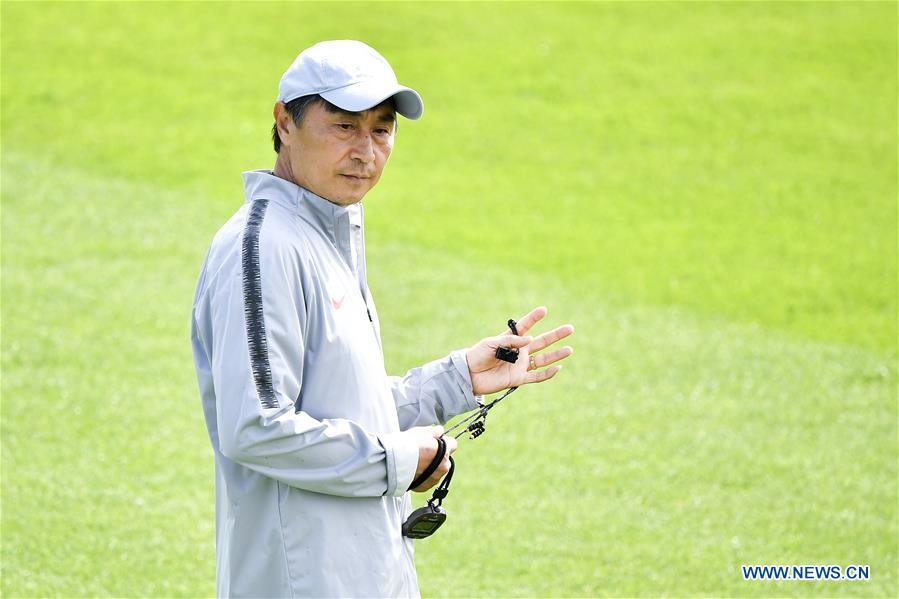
[[241, 169, 362, 241]]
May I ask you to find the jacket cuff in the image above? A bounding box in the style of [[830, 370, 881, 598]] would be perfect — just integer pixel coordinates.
[[379, 431, 419, 496]]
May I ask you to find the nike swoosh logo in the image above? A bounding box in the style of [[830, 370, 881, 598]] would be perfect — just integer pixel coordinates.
[[331, 294, 346, 310]]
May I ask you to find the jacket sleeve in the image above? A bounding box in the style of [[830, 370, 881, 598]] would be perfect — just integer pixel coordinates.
[[389, 350, 483, 430], [192, 228, 418, 498]]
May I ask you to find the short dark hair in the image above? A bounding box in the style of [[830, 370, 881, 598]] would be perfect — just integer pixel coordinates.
[[271, 95, 398, 153]]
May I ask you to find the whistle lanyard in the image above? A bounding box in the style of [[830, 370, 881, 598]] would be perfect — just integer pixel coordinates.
[[402, 318, 524, 539], [444, 318, 522, 439], [443, 385, 517, 439]]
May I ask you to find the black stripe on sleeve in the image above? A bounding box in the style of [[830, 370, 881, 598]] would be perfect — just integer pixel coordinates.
[[241, 199, 279, 410]]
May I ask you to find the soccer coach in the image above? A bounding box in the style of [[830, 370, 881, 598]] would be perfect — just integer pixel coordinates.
[[191, 40, 574, 597]]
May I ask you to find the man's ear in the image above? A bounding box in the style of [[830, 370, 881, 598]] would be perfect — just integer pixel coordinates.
[[273, 102, 293, 147]]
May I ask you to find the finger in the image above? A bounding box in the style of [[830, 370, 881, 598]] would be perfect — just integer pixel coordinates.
[[493, 333, 533, 349], [416, 457, 452, 491], [532, 346, 573, 369], [442, 434, 458, 456], [500, 306, 547, 336], [412, 479, 437, 493], [431, 425, 445, 439], [528, 324, 575, 353], [523, 364, 562, 384]]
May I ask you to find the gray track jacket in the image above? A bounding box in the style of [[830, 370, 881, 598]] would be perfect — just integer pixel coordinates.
[[191, 170, 480, 597]]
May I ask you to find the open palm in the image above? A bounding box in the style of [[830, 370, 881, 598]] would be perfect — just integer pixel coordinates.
[[465, 306, 574, 396]]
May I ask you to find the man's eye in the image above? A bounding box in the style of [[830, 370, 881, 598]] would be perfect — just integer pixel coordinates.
[[374, 128, 390, 135], [337, 123, 353, 130]]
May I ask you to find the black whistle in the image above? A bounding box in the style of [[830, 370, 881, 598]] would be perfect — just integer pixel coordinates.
[[494, 319, 520, 363]]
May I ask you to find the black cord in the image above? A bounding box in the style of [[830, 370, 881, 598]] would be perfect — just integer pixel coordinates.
[[428, 456, 454, 508], [404, 317, 527, 537], [445, 385, 518, 439], [408, 436, 447, 490]]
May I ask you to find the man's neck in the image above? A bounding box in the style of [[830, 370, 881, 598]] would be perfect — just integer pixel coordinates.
[[272, 152, 296, 186]]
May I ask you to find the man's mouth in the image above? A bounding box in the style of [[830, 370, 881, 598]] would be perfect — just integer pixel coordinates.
[[340, 174, 370, 181]]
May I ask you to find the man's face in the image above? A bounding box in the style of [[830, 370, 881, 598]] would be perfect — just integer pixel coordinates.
[[276, 100, 396, 206]]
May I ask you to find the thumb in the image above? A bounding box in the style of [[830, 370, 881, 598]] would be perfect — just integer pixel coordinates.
[[431, 425, 445, 439]]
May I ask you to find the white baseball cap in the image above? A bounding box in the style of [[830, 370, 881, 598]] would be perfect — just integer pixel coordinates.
[[278, 40, 423, 120]]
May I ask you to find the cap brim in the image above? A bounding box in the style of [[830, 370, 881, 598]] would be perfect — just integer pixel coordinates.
[[321, 81, 423, 120]]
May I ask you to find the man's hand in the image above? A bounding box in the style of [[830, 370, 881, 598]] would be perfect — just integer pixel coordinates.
[[466, 306, 574, 396], [406, 425, 457, 492]]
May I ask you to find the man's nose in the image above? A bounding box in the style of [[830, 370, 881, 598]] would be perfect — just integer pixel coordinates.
[[350, 132, 375, 163]]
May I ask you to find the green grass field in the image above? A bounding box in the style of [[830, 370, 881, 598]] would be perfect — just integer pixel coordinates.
[[2, 1, 896, 597]]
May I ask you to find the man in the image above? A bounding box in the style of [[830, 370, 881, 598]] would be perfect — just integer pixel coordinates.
[[191, 40, 574, 597]]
